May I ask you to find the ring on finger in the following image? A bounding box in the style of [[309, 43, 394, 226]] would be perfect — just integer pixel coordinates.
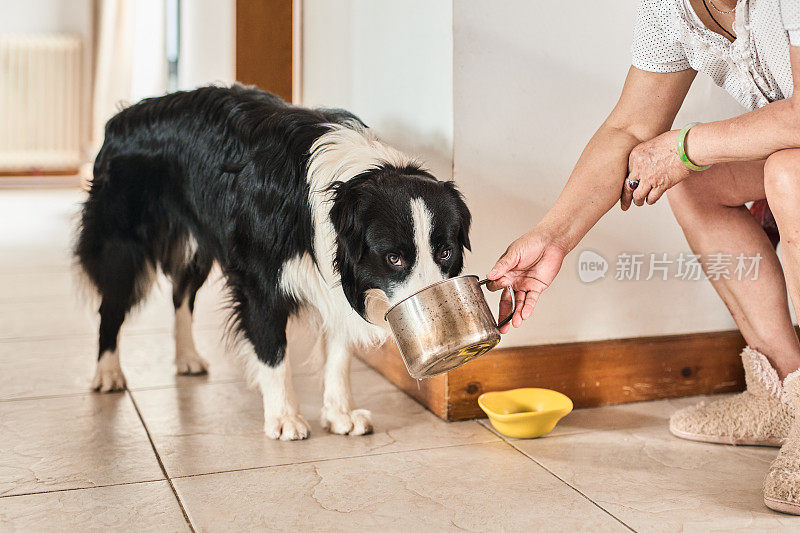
[[627, 178, 640, 190]]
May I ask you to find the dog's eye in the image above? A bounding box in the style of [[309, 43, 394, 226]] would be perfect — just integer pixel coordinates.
[[386, 253, 404, 268], [436, 248, 452, 262]]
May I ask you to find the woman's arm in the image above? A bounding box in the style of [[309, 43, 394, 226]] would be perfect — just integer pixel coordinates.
[[624, 47, 800, 207], [488, 66, 696, 332], [687, 47, 800, 165]]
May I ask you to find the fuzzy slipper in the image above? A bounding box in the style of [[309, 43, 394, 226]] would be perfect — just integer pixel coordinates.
[[764, 369, 800, 514], [669, 347, 793, 447]]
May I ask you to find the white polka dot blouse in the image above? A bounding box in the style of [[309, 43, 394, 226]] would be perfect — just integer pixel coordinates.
[[632, 0, 800, 110]]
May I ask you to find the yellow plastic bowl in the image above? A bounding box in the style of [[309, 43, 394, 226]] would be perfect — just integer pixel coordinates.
[[478, 388, 573, 439]]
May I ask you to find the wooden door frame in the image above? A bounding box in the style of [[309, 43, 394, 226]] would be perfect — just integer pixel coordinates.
[[235, 0, 300, 103]]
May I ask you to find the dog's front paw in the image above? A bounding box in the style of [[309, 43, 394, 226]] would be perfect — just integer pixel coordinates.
[[175, 350, 209, 375], [91, 352, 126, 392], [264, 413, 310, 441], [91, 368, 126, 392], [321, 407, 373, 436]]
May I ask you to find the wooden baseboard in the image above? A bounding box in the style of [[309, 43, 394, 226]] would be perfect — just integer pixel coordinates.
[[358, 330, 747, 421]]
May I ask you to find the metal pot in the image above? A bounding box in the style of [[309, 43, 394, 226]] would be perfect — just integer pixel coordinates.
[[384, 275, 516, 379]]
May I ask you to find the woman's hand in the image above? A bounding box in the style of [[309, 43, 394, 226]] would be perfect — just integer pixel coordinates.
[[486, 230, 566, 334], [621, 130, 691, 210]]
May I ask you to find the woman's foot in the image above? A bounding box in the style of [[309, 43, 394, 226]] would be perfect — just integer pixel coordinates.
[[764, 368, 800, 514], [669, 347, 793, 447]]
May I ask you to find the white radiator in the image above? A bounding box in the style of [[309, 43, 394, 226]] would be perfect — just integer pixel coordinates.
[[0, 35, 83, 172]]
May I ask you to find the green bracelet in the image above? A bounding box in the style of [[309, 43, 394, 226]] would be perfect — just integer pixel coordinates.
[[677, 122, 711, 171]]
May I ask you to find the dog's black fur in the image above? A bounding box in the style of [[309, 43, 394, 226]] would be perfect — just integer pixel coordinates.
[[75, 85, 471, 377]]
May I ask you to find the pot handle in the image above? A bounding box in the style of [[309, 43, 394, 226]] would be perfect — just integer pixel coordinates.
[[478, 279, 517, 329]]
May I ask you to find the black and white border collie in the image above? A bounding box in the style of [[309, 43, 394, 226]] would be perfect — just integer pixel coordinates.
[[75, 84, 471, 440]]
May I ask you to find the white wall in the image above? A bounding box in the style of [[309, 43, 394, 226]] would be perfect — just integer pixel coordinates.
[[453, 1, 746, 346], [0, 0, 92, 36], [179, 0, 235, 90], [303, 0, 750, 347], [302, 0, 453, 178]]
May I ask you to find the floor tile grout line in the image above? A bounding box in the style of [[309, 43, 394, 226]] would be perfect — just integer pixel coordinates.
[[504, 441, 637, 532], [475, 418, 504, 439], [126, 389, 197, 533], [0, 323, 223, 344], [0, 478, 166, 500], [0, 379, 246, 404], [0, 362, 373, 404], [126, 378, 244, 392], [476, 421, 637, 530], [167, 436, 502, 481], [497, 436, 637, 532], [0, 366, 373, 403], [0, 391, 103, 403]]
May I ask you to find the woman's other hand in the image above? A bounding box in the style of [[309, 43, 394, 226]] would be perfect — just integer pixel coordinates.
[[622, 130, 691, 210], [486, 230, 566, 334]]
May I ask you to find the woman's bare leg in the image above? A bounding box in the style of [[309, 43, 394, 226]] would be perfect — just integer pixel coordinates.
[[667, 159, 800, 379], [759, 149, 800, 515], [763, 149, 800, 379]]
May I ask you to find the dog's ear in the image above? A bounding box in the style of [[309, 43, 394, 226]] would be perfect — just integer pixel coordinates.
[[328, 177, 369, 267], [328, 178, 371, 316], [445, 181, 471, 252]]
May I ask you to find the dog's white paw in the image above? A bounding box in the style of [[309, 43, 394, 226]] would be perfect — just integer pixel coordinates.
[[175, 350, 209, 375], [321, 407, 373, 436], [91, 352, 126, 393], [264, 413, 310, 441]]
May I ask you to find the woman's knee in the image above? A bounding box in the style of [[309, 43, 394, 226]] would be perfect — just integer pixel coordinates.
[[764, 149, 800, 212], [666, 172, 718, 220]]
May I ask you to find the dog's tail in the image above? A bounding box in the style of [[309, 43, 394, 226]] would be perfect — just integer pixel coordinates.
[[73, 148, 159, 311]]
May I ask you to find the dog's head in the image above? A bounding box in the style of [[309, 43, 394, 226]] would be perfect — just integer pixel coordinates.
[[328, 166, 471, 323]]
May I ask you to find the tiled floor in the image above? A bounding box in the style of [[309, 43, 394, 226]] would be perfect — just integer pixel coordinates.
[[1, 188, 797, 531]]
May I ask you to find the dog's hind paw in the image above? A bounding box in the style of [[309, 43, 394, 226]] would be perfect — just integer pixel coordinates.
[[264, 413, 310, 440], [321, 408, 373, 436], [175, 350, 209, 375]]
